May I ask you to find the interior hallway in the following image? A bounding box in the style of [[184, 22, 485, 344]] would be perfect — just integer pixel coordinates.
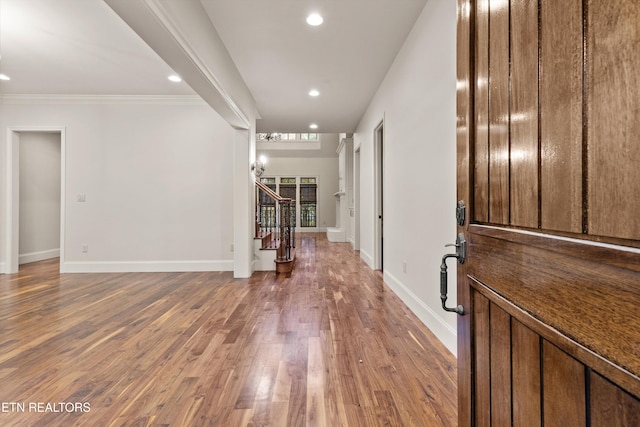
[[0, 233, 457, 426]]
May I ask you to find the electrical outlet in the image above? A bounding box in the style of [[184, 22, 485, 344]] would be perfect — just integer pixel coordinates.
[[77, 194, 86, 202], [402, 261, 407, 273], [230, 244, 234, 252], [82, 244, 88, 253]]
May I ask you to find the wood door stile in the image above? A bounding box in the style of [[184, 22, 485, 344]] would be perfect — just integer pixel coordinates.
[[456, 0, 474, 424]]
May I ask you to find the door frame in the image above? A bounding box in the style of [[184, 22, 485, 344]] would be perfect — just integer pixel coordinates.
[[3, 126, 67, 274], [353, 147, 361, 250], [374, 119, 385, 271]]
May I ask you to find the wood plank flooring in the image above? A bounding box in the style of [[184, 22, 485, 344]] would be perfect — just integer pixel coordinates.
[[0, 233, 457, 426]]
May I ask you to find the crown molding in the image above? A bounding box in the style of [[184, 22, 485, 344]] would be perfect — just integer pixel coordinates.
[[0, 94, 206, 105]]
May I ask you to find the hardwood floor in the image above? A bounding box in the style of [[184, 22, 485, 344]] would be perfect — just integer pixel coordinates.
[[0, 233, 457, 426]]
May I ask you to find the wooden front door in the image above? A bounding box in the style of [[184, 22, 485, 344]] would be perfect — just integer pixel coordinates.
[[456, 0, 640, 425]]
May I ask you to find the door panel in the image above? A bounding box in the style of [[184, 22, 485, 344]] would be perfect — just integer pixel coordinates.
[[511, 319, 540, 425], [587, 0, 640, 240], [488, 0, 510, 224], [457, 0, 640, 422], [469, 273, 640, 426], [464, 0, 640, 243], [591, 372, 640, 427], [473, 293, 491, 427], [509, 0, 539, 229], [539, 0, 583, 233], [473, 0, 490, 223], [489, 305, 511, 426], [542, 341, 586, 427], [467, 228, 640, 396]]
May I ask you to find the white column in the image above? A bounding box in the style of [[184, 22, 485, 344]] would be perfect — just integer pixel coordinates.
[[233, 129, 254, 278]]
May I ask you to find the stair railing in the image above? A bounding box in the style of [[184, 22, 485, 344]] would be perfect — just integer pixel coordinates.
[[255, 180, 295, 262]]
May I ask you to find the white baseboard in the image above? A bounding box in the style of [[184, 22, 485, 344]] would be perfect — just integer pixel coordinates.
[[61, 260, 233, 273], [0, 261, 5, 274], [19, 249, 60, 265], [360, 249, 374, 269], [383, 270, 457, 356]]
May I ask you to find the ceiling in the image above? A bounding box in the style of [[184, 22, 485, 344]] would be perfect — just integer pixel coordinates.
[[0, 0, 428, 133]]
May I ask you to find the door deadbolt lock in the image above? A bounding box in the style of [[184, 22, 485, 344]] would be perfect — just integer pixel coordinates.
[[456, 201, 466, 227]]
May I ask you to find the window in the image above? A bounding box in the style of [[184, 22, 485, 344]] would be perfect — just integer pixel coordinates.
[[257, 133, 318, 141], [259, 178, 277, 228], [258, 176, 319, 229], [300, 178, 317, 227], [278, 178, 297, 227]]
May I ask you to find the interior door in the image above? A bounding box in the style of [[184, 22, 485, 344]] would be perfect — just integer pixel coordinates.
[[455, 0, 640, 425]]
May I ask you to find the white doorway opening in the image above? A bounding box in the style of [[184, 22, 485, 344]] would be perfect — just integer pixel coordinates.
[[374, 120, 384, 271], [353, 147, 361, 251], [3, 127, 66, 274]]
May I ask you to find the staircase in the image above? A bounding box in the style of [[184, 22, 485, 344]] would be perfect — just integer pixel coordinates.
[[253, 181, 296, 273]]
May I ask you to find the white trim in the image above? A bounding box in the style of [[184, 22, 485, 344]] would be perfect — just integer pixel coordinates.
[[257, 141, 321, 151], [3, 126, 66, 274], [374, 119, 385, 270], [0, 94, 204, 105], [61, 260, 233, 273], [19, 249, 60, 265], [353, 147, 361, 251], [384, 271, 457, 356], [360, 248, 374, 268]]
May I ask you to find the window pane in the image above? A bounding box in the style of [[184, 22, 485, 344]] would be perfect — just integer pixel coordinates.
[[279, 184, 296, 200], [280, 177, 296, 184], [259, 183, 276, 205], [300, 203, 316, 227], [309, 133, 318, 140], [300, 183, 317, 202], [300, 133, 309, 140]]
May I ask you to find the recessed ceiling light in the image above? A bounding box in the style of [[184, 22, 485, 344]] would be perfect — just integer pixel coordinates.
[[0, 74, 11, 81], [306, 13, 323, 26], [309, 123, 318, 130], [308, 89, 320, 97], [168, 75, 182, 83]]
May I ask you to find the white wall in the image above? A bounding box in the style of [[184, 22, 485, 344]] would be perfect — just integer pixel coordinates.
[[1, 96, 236, 272], [354, 0, 458, 354], [19, 132, 62, 264], [257, 134, 339, 230]]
